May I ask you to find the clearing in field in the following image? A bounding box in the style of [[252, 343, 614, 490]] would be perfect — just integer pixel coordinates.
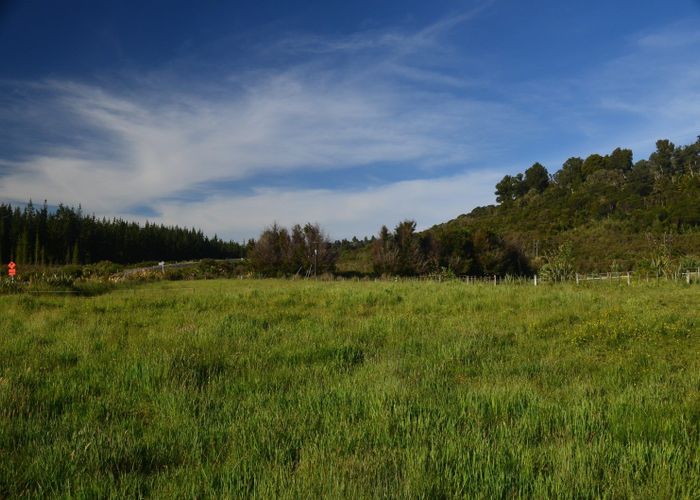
[[1, 280, 699, 497]]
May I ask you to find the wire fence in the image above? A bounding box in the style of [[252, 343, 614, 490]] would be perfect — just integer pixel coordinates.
[[2, 267, 699, 295], [573, 269, 700, 285], [122, 262, 198, 276], [345, 269, 700, 286]]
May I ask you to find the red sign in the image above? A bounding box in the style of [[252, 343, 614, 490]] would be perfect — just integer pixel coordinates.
[[8, 261, 16, 277]]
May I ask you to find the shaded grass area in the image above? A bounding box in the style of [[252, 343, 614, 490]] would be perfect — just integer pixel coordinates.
[[1, 280, 700, 497]]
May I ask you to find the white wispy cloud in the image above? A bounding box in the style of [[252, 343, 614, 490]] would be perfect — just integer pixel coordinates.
[[267, 4, 493, 57], [635, 22, 700, 49], [148, 170, 502, 241], [582, 25, 700, 155], [0, 8, 520, 238], [0, 70, 512, 213], [498, 21, 700, 167]]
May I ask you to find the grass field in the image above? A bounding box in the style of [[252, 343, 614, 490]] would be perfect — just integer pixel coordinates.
[[1, 279, 700, 497]]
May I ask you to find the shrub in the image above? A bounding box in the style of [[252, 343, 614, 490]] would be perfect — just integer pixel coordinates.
[[538, 243, 575, 282]]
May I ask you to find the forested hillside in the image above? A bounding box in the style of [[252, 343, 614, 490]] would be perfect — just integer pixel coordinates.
[[434, 137, 700, 272], [0, 202, 244, 265]]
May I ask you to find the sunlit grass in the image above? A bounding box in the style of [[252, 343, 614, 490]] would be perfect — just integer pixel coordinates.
[[1, 280, 699, 497]]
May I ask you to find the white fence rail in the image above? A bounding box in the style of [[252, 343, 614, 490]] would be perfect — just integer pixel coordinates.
[[122, 261, 197, 276], [575, 272, 632, 285], [560, 269, 700, 286], [370, 269, 700, 286]]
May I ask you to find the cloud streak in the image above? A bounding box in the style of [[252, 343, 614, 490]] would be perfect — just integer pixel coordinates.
[[0, 69, 513, 210], [151, 170, 502, 241]]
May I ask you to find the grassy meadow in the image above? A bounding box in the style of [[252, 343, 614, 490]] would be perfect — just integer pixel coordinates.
[[1, 279, 700, 497]]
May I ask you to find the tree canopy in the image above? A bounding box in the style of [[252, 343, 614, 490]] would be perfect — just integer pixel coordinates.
[[443, 135, 700, 272], [0, 201, 243, 265]]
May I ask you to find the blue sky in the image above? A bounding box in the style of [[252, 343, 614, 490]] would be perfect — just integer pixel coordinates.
[[1, 0, 699, 240]]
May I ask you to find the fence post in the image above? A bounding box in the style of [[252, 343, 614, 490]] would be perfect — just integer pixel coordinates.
[[575, 273, 579, 285], [687, 272, 691, 285], [494, 275, 497, 286]]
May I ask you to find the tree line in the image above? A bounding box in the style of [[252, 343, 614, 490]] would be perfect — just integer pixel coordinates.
[[249, 223, 336, 276], [328, 135, 700, 276], [4, 135, 697, 275], [493, 138, 700, 227], [246, 136, 700, 277], [372, 220, 529, 276], [248, 219, 530, 277], [0, 201, 244, 265], [458, 136, 700, 271]]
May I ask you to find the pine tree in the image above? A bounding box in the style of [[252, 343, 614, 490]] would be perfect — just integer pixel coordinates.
[[72, 241, 80, 265], [34, 231, 40, 265]]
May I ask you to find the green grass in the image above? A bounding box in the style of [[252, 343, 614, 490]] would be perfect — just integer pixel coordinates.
[[1, 280, 700, 497]]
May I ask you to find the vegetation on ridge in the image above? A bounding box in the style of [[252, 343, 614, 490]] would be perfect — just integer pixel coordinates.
[[3, 136, 699, 276], [0, 201, 245, 266], [432, 137, 700, 272]]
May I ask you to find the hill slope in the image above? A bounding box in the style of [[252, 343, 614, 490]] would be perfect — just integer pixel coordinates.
[[433, 137, 700, 272]]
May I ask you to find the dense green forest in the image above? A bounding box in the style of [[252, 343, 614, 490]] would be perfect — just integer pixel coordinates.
[[0, 202, 244, 265], [431, 136, 700, 272]]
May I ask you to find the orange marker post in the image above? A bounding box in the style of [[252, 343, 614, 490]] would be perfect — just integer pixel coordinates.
[[8, 261, 16, 280]]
